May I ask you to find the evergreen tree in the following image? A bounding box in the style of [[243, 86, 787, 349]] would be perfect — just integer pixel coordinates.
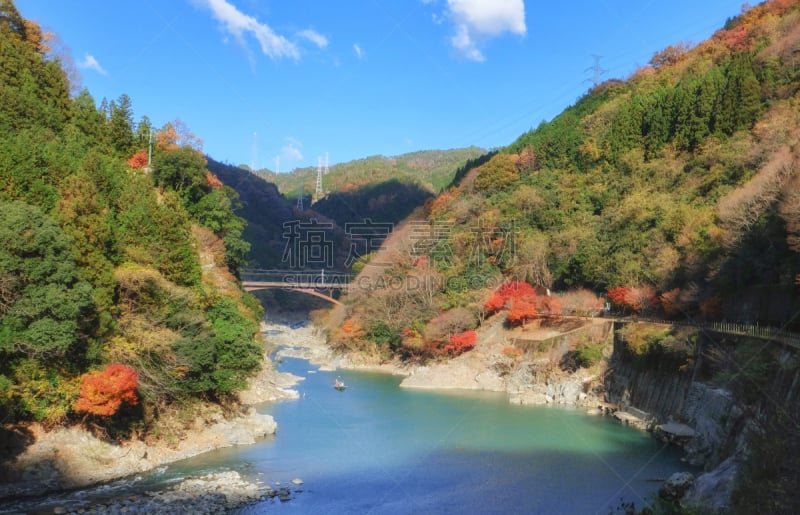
[[72, 88, 106, 143], [0, 201, 92, 359], [108, 93, 135, 155], [135, 114, 152, 150]]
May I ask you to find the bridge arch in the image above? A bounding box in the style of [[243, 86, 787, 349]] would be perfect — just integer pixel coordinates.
[[241, 270, 352, 307], [243, 284, 343, 306]]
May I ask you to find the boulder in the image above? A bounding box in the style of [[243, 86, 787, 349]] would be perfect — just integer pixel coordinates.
[[682, 456, 739, 513], [659, 471, 695, 501]]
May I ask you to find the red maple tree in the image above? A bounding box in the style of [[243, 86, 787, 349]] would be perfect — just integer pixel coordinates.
[[606, 286, 631, 310], [485, 281, 538, 326], [127, 149, 148, 169], [507, 298, 537, 326], [74, 364, 139, 416], [443, 330, 477, 355]]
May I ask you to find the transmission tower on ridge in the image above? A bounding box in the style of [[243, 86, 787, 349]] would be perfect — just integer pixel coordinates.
[[296, 182, 304, 210], [314, 156, 324, 201], [585, 54, 606, 87]]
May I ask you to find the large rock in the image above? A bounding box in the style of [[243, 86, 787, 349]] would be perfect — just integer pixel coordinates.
[[655, 421, 696, 444], [681, 383, 738, 468], [400, 360, 505, 391], [613, 409, 650, 431], [659, 471, 695, 501], [241, 410, 278, 440], [682, 456, 739, 513]]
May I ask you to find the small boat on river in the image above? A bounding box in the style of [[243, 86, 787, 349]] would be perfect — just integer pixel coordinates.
[[334, 377, 346, 391]]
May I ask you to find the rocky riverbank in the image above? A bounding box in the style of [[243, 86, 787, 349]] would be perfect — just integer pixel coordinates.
[[0, 346, 301, 513], [276, 311, 614, 411], [35, 472, 304, 515]]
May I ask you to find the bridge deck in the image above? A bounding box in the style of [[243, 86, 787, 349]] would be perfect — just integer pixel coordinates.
[[242, 281, 349, 289]]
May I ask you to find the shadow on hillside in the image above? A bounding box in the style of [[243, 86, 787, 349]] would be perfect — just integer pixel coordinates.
[[312, 179, 433, 226], [205, 161, 437, 270], [0, 425, 34, 480]]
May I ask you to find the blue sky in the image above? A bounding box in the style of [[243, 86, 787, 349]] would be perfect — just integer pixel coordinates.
[[18, 0, 745, 169]]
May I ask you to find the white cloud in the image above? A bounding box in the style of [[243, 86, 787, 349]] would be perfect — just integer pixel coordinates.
[[444, 0, 526, 61], [448, 0, 526, 36], [353, 43, 364, 59], [282, 138, 303, 161], [77, 54, 107, 75], [201, 0, 299, 60], [297, 29, 328, 49]]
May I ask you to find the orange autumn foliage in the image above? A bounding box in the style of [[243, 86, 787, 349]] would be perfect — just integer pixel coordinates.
[[507, 298, 537, 326], [155, 119, 203, 152], [340, 319, 365, 339], [443, 330, 477, 355], [485, 281, 538, 326], [205, 171, 223, 189], [74, 364, 138, 416], [127, 149, 148, 169]]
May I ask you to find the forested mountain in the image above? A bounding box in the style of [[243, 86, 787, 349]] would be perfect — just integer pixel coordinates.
[[261, 147, 486, 199], [335, 0, 800, 357], [210, 148, 488, 270], [0, 1, 263, 434]]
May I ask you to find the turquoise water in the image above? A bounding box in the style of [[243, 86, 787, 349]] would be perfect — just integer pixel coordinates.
[[0, 355, 690, 514], [184, 357, 689, 514]]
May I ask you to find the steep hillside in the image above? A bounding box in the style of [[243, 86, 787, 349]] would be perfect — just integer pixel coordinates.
[[206, 158, 295, 269], [0, 1, 263, 438], [335, 0, 800, 353]]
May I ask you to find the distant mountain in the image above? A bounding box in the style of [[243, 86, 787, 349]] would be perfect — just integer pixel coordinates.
[[212, 148, 486, 269], [260, 147, 486, 199]]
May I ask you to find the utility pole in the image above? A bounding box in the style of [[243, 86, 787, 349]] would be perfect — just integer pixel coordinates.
[[143, 128, 153, 174]]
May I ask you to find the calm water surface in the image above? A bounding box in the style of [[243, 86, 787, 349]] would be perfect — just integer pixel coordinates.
[[2, 351, 690, 514], [192, 355, 688, 514]]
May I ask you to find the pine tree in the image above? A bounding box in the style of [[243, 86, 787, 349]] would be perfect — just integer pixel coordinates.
[[108, 93, 135, 155]]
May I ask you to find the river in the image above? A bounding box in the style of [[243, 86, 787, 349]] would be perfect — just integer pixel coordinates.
[[183, 353, 687, 514], [2, 324, 691, 514]]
